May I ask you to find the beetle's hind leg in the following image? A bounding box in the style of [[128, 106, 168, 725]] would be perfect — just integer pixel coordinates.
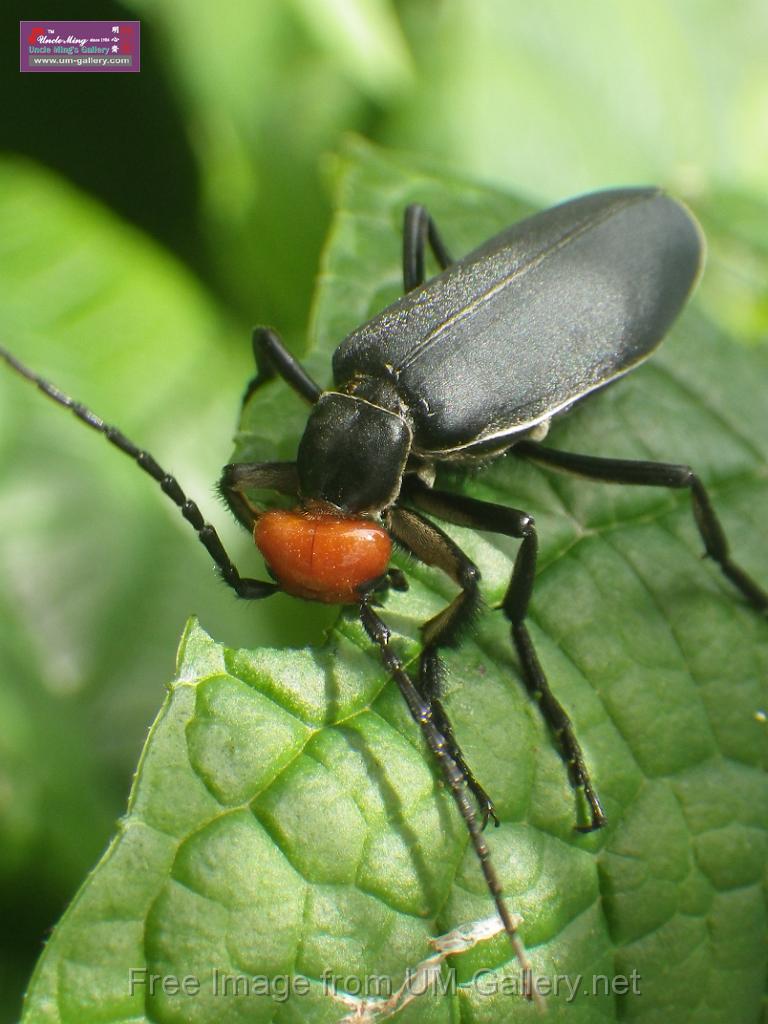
[[241, 326, 322, 410], [402, 477, 608, 833], [388, 506, 499, 828], [515, 441, 768, 613], [402, 205, 454, 292]]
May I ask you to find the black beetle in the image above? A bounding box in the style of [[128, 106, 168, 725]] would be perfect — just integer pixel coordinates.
[[3, 188, 765, 1001]]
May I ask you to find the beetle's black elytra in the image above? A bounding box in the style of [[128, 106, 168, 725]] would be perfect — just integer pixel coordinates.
[[3, 189, 765, 1007]]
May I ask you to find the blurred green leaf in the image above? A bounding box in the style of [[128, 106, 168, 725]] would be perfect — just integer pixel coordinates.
[[21, 143, 768, 1023], [389, 0, 768, 201], [694, 188, 768, 346], [0, 156, 303, 896], [290, 0, 414, 101], [122, 0, 405, 332]]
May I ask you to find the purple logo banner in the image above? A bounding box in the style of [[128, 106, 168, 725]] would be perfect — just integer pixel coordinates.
[[20, 21, 140, 73]]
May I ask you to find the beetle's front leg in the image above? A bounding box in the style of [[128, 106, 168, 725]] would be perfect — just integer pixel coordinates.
[[388, 506, 499, 828], [241, 326, 322, 410], [218, 461, 299, 531], [357, 599, 539, 1002], [402, 205, 454, 292], [403, 478, 607, 833]]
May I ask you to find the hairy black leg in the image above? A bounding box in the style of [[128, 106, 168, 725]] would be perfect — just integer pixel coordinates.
[[402, 204, 454, 292], [0, 346, 278, 601], [388, 506, 498, 827], [515, 441, 768, 613], [358, 600, 541, 1006], [404, 477, 607, 833], [385, 567, 409, 592], [369, 567, 410, 597], [355, 567, 410, 611], [219, 461, 299, 531], [241, 326, 322, 409]]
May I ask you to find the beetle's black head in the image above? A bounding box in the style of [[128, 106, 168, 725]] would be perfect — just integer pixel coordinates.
[[297, 393, 412, 513]]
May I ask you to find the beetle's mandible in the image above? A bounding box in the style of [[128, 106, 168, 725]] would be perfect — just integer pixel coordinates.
[[3, 188, 766, 1004]]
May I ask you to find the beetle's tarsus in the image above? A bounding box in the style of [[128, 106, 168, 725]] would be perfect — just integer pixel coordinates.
[[479, 798, 501, 830]]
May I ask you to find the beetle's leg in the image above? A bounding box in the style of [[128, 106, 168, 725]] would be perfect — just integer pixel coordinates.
[[358, 599, 541, 1007], [219, 461, 299, 531], [386, 566, 409, 592], [241, 326, 322, 409], [515, 441, 768, 613], [388, 506, 499, 827], [403, 477, 608, 833], [356, 567, 409, 609], [0, 347, 279, 602], [367, 567, 409, 596], [402, 205, 454, 292]]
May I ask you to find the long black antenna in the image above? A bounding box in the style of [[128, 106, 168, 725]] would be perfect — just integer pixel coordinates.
[[359, 600, 544, 1011], [0, 346, 276, 601]]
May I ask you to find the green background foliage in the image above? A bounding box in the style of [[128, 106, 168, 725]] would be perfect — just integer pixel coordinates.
[[1, 2, 766, 1021]]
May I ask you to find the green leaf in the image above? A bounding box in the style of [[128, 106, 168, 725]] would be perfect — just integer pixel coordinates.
[[121, 0, 410, 332], [391, 0, 768, 200], [0, 156, 239, 889], [21, 143, 768, 1023]]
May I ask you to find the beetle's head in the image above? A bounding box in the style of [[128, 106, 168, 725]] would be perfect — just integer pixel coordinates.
[[296, 392, 412, 514]]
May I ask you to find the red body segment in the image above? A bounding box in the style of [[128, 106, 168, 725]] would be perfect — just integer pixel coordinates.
[[254, 508, 392, 604]]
